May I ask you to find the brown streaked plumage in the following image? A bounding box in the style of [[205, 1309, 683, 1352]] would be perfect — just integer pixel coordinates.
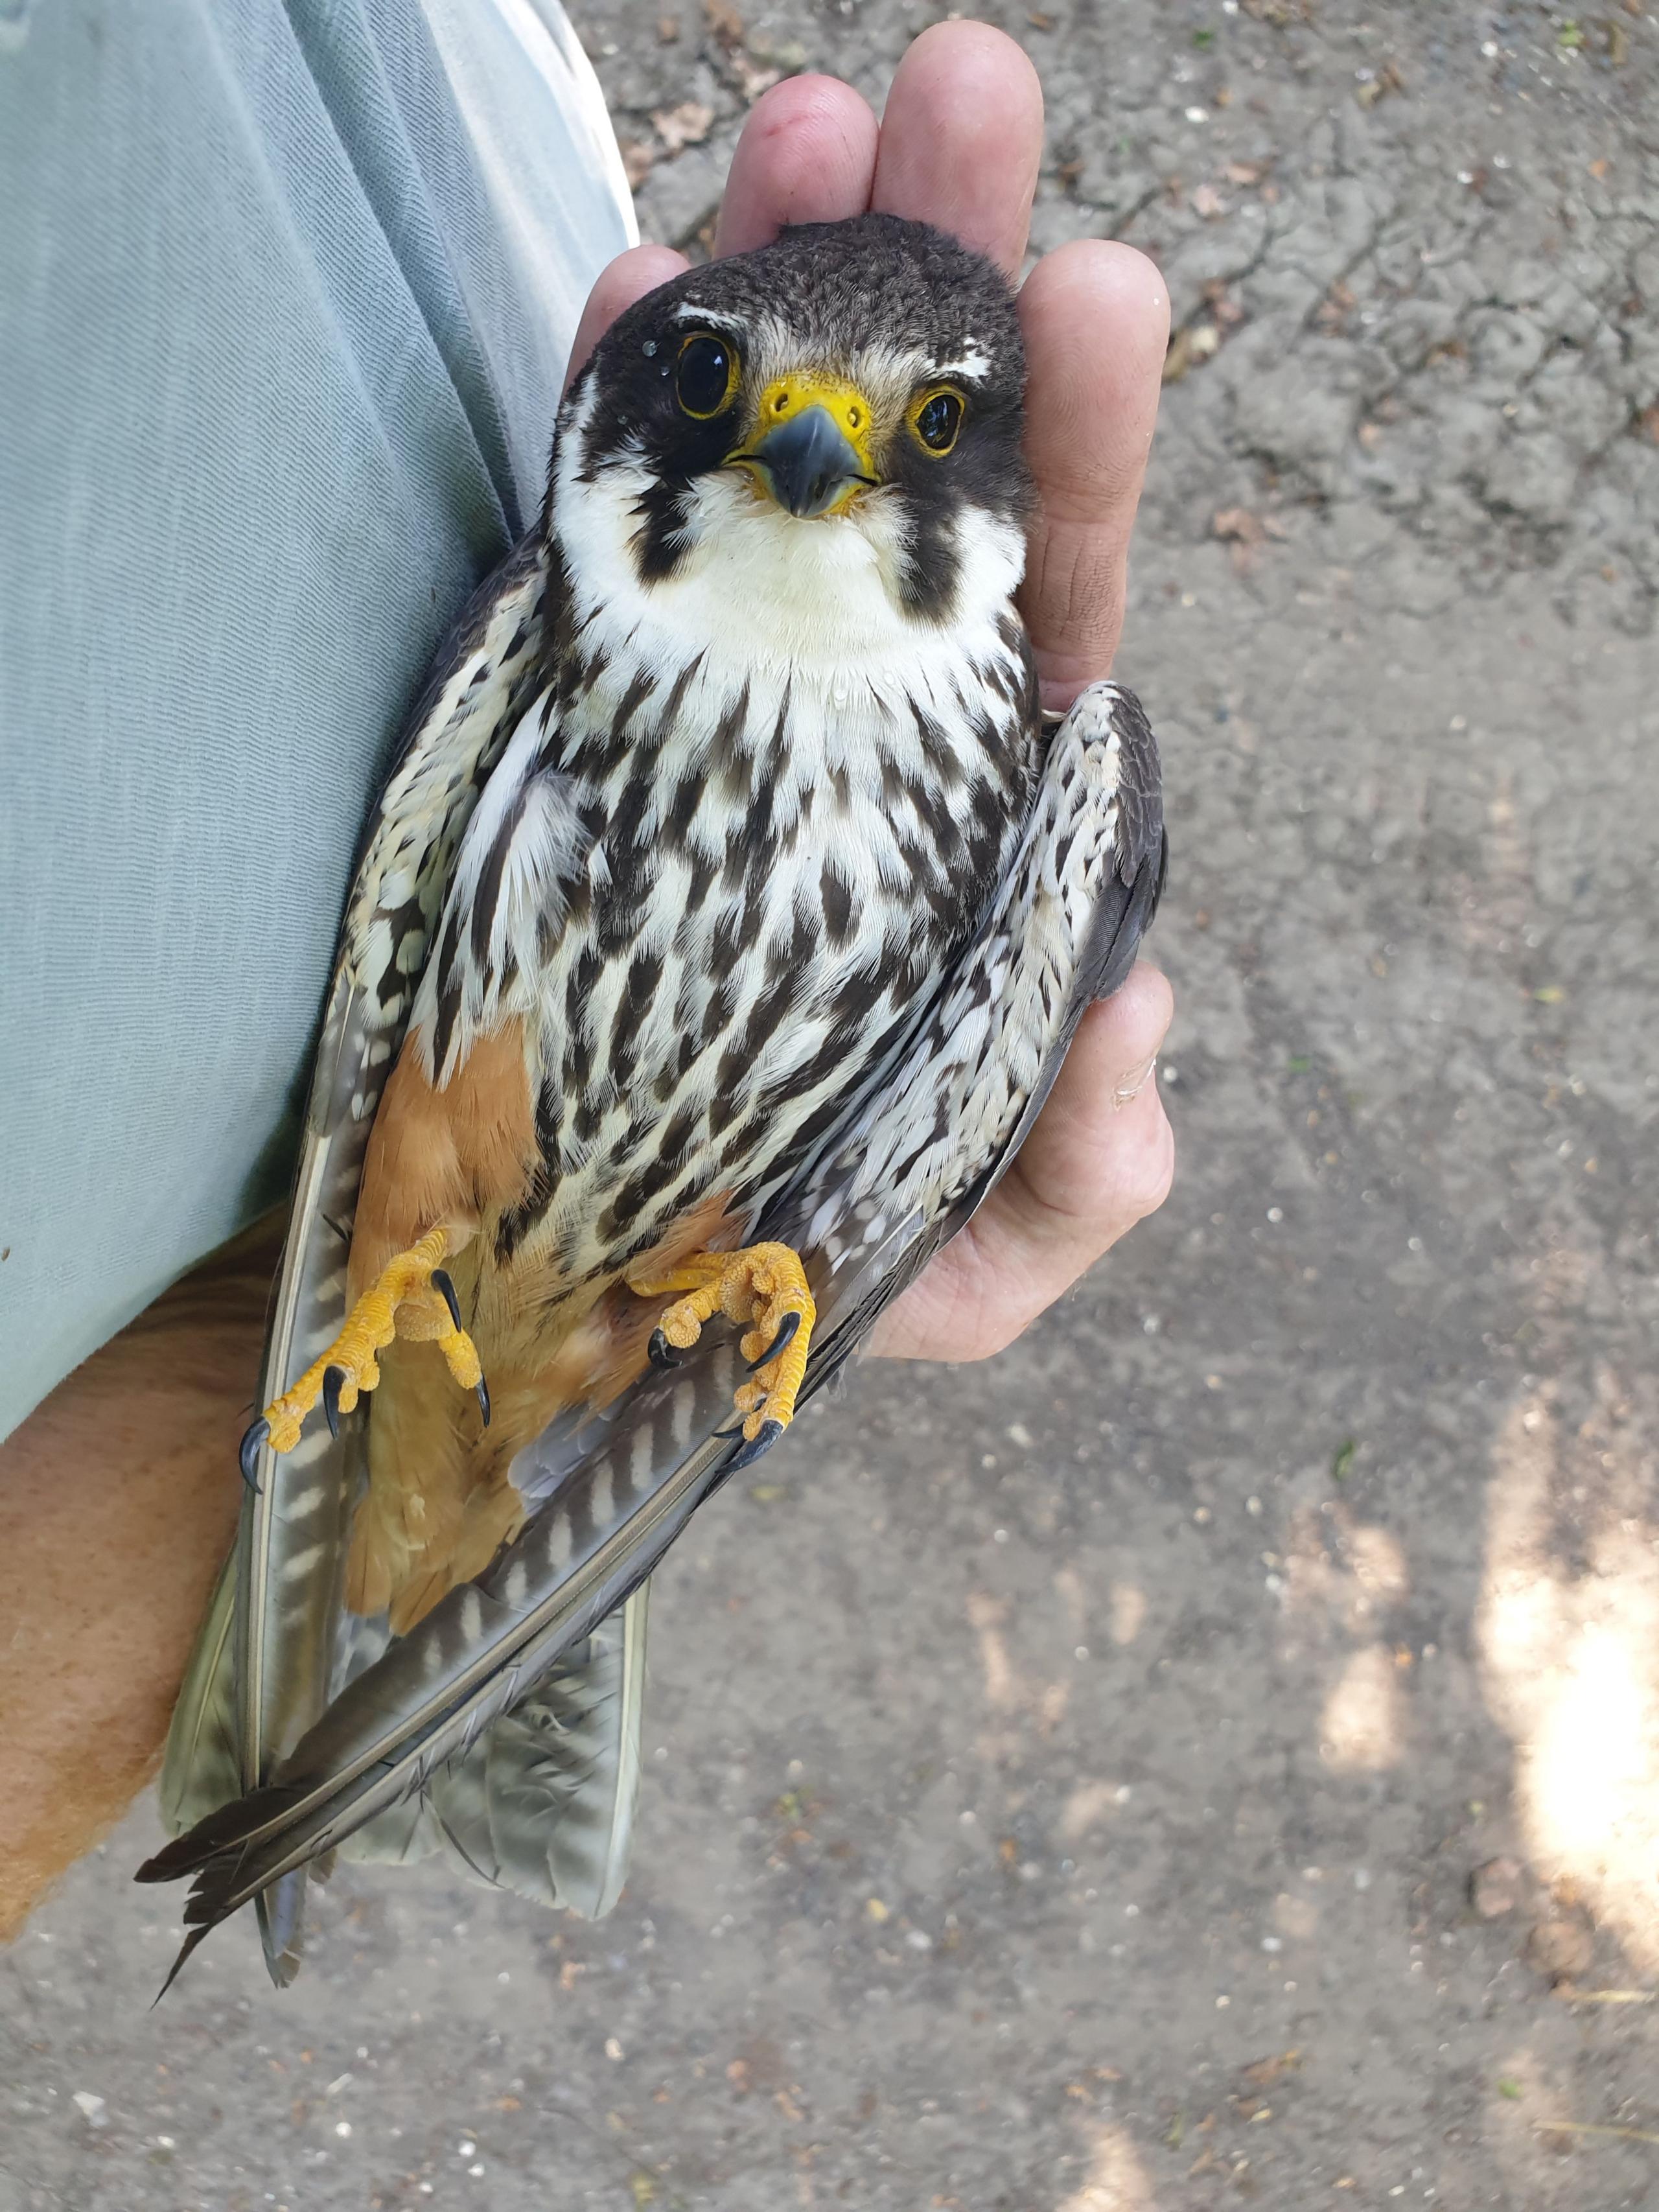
[[143, 216, 1166, 1990]]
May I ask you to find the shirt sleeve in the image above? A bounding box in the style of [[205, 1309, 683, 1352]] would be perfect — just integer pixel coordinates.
[[0, 0, 634, 1439]]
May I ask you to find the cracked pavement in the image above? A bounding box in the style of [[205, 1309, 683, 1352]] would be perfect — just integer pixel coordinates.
[[5, 4, 1659, 2209]]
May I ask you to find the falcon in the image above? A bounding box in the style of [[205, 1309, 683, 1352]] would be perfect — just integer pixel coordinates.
[[139, 213, 1165, 1988]]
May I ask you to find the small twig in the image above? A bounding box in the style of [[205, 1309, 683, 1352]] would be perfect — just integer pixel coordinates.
[[1533, 2121, 1659, 2145]]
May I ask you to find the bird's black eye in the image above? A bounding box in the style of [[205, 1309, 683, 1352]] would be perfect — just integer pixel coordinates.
[[676, 332, 738, 419], [911, 388, 966, 455]]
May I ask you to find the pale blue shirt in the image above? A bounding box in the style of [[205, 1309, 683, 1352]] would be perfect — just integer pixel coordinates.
[[0, 0, 634, 1436]]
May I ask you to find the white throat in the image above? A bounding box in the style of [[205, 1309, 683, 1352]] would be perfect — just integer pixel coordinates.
[[550, 381, 1027, 723]]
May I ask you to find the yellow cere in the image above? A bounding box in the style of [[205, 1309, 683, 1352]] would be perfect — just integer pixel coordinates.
[[739, 372, 877, 480]]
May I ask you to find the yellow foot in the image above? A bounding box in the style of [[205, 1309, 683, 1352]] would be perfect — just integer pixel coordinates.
[[627, 1240, 815, 1469], [238, 1227, 487, 1487]]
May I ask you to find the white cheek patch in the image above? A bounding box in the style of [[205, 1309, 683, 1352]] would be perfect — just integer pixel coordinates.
[[555, 441, 1024, 695]]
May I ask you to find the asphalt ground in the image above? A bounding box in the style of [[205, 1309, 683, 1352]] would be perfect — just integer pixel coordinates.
[[5, 3, 1659, 2208]]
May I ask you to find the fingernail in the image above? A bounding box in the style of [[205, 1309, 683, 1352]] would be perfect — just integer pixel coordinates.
[[1111, 1055, 1157, 1110]]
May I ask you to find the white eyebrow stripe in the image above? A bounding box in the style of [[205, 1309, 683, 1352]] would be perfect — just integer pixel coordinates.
[[929, 346, 993, 383], [670, 303, 748, 334]]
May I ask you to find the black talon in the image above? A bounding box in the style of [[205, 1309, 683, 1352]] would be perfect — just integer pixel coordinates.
[[747, 1309, 801, 1373], [649, 1327, 682, 1371], [432, 1267, 463, 1332], [728, 1417, 785, 1473], [322, 1364, 347, 1438], [475, 1375, 491, 1428], [238, 1416, 270, 1492]]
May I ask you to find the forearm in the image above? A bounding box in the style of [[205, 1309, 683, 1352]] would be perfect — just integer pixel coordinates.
[[0, 1218, 278, 1938]]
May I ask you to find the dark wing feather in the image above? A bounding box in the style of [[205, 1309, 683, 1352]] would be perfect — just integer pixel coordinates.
[[785, 679, 1166, 1379], [159, 530, 552, 1982]]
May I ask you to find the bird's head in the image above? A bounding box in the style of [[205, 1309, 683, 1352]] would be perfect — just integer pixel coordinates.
[[551, 214, 1030, 643]]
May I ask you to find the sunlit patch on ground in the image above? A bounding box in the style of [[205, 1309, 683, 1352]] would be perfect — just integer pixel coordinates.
[[1479, 1375, 1659, 1970], [1056, 2123, 1159, 2211], [1277, 1501, 1413, 1773], [965, 1589, 1075, 1754], [1318, 1642, 1407, 1773]]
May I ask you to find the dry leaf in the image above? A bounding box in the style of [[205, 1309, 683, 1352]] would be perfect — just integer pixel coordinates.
[[653, 100, 715, 154], [1213, 506, 1266, 546], [731, 50, 780, 102], [703, 0, 744, 47], [1238, 2049, 1303, 2090], [1470, 1857, 1524, 1920], [657, 12, 680, 38], [620, 139, 655, 189], [1526, 1918, 1594, 1984], [1356, 60, 1404, 107], [1163, 323, 1220, 382]]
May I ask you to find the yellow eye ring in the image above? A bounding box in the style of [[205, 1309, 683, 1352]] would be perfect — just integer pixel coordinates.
[[909, 386, 966, 455], [676, 332, 740, 419]]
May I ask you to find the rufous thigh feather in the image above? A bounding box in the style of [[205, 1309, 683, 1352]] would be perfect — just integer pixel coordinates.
[[346, 1038, 742, 1631]]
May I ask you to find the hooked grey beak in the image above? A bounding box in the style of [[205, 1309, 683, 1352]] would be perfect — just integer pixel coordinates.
[[742, 404, 870, 518]]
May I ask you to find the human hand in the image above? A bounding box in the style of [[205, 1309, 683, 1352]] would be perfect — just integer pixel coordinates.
[[570, 21, 1176, 1360]]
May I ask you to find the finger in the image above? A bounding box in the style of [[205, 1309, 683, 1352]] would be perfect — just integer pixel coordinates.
[[870, 22, 1045, 279], [997, 962, 1175, 1245], [870, 962, 1174, 1361], [564, 244, 691, 389], [1018, 240, 1169, 708], [715, 75, 879, 258]]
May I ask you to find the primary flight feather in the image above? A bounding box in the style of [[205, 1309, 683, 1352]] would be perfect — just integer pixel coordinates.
[[142, 214, 1165, 1987]]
